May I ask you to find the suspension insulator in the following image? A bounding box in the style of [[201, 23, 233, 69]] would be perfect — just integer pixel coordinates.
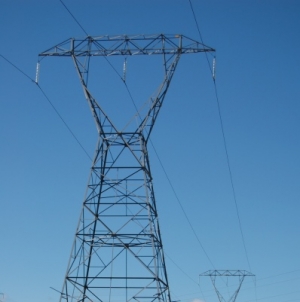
[[35, 62, 40, 83], [212, 57, 216, 80], [123, 58, 127, 82]]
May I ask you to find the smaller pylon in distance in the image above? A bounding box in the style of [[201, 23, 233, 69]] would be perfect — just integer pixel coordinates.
[[200, 270, 255, 302]]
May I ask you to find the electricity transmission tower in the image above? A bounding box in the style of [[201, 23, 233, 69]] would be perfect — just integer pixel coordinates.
[[39, 34, 214, 302], [200, 270, 255, 302]]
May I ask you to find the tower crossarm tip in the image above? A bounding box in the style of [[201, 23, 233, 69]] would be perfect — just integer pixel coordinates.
[[38, 34, 215, 57]]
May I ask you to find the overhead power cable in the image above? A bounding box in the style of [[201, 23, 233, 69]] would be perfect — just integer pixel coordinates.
[[114, 58, 215, 268], [188, 0, 214, 71], [244, 289, 300, 302], [257, 269, 300, 281], [150, 141, 215, 268], [213, 82, 252, 271], [162, 270, 300, 302], [1, 54, 35, 83], [188, 0, 253, 273], [36, 84, 92, 161], [59, 0, 88, 36], [0, 54, 92, 161], [123, 74, 215, 267]]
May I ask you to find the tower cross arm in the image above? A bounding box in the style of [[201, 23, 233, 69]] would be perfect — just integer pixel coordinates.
[[38, 34, 215, 57], [200, 270, 255, 277]]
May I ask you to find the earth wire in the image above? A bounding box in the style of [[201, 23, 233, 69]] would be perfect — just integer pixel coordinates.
[[59, 0, 89, 36]]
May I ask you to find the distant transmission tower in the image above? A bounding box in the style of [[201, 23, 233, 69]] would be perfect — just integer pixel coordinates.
[[39, 34, 214, 302], [200, 270, 255, 302]]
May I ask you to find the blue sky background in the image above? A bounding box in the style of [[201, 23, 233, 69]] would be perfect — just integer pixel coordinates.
[[1, 1, 300, 302]]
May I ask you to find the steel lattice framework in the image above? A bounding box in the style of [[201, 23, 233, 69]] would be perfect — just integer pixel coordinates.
[[39, 34, 215, 302], [200, 270, 255, 302]]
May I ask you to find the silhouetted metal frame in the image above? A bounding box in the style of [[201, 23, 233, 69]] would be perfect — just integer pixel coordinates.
[[39, 34, 215, 302]]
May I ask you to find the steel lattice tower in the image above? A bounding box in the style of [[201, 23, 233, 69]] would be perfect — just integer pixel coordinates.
[[39, 34, 214, 302], [200, 270, 255, 302]]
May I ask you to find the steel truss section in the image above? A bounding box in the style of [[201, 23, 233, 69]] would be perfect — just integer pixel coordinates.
[[200, 270, 255, 302], [39, 34, 215, 302], [39, 34, 215, 58]]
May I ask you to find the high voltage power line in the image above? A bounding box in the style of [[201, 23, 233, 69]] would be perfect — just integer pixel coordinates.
[[188, 0, 253, 273], [0, 54, 92, 161]]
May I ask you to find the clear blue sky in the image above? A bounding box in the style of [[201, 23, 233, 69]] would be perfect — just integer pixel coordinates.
[[1, 1, 300, 302]]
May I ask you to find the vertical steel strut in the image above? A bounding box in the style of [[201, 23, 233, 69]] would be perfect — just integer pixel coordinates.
[[39, 34, 215, 302]]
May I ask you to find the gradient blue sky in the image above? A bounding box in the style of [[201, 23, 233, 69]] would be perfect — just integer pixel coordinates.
[[1, 1, 300, 302]]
